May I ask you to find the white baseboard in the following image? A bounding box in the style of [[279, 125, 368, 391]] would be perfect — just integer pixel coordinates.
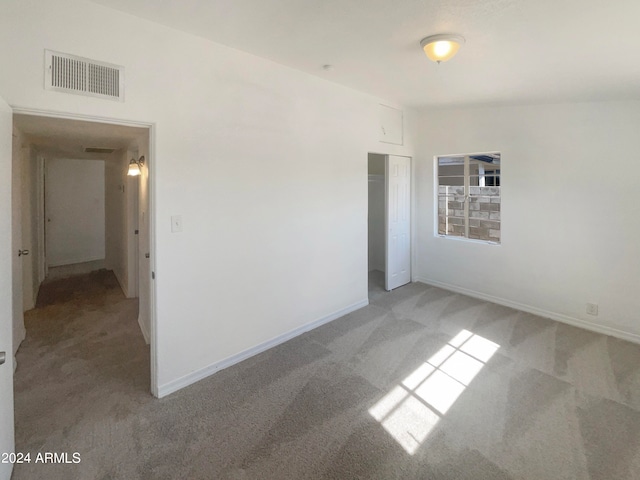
[[138, 315, 150, 345], [157, 298, 370, 398], [415, 277, 640, 345], [31, 281, 40, 310], [13, 326, 26, 357], [23, 293, 35, 312], [113, 269, 128, 298], [49, 256, 105, 268]]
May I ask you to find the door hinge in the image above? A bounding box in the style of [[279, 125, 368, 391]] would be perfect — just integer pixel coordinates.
[[135, 230, 139, 235], [151, 271, 155, 280]]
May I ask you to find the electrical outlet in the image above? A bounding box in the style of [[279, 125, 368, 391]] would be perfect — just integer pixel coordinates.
[[586, 303, 598, 316]]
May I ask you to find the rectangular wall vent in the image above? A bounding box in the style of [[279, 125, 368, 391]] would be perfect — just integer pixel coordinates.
[[84, 147, 116, 154], [45, 50, 124, 101]]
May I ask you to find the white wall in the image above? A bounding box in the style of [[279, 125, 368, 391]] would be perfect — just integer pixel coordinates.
[[105, 150, 128, 293], [11, 128, 42, 312], [105, 143, 145, 305], [368, 154, 385, 272], [368, 177, 385, 272], [0, 0, 416, 394], [368, 153, 386, 176], [416, 101, 640, 342], [16, 134, 34, 311], [11, 125, 25, 355], [26, 148, 41, 308], [46, 158, 105, 266], [126, 152, 139, 300], [12, 127, 32, 311], [136, 142, 151, 344]]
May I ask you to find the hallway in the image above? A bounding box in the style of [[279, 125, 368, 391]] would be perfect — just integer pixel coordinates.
[[13, 269, 149, 479]]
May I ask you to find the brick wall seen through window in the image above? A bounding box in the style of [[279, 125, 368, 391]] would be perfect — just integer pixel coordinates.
[[437, 153, 501, 243]]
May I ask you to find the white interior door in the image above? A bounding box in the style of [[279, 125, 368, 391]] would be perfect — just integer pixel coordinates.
[[385, 155, 411, 291], [0, 96, 16, 480]]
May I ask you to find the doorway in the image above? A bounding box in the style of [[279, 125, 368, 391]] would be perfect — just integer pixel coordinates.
[[10, 111, 156, 394], [45, 158, 106, 270], [368, 153, 412, 296]]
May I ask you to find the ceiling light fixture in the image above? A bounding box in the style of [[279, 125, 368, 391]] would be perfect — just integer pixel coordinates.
[[420, 34, 465, 64], [127, 156, 145, 176]]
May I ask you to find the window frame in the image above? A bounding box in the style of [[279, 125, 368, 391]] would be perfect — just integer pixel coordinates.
[[434, 152, 501, 245]]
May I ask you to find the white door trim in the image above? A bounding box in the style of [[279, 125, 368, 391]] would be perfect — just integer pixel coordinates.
[[11, 106, 159, 398], [0, 94, 15, 480]]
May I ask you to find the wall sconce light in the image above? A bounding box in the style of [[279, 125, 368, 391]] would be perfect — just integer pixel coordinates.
[[127, 156, 145, 176], [420, 34, 465, 63]]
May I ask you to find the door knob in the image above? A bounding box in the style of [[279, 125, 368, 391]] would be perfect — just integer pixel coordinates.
[[18, 249, 29, 257], [0, 351, 5, 366]]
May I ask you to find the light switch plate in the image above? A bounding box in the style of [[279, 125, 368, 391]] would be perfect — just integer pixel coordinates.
[[171, 215, 182, 233]]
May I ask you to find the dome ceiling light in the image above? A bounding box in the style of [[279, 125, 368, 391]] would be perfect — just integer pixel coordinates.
[[420, 34, 465, 64]]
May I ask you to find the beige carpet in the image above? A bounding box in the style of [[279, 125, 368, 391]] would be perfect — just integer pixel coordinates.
[[12, 269, 640, 479]]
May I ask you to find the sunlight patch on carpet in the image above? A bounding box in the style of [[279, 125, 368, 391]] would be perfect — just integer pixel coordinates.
[[369, 329, 499, 454]]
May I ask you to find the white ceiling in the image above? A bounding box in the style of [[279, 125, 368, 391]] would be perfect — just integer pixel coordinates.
[[14, 114, 147, 159], [89, 0, 640, 108]]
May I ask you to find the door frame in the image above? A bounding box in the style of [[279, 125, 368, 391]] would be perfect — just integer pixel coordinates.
[[11, 106, 159, 397], [367, 152, 415, 291], [0, 92, 15, 480]]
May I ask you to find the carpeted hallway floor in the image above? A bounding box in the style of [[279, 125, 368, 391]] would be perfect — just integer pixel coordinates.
[[12, 269, 640, 479]]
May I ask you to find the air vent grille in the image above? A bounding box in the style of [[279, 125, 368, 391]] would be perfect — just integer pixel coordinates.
[[45, 50, 124, 101], [88, 63, 120, 97], [84, 147, 116, 154]]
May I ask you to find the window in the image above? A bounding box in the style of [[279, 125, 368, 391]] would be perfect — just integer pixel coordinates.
[[437, 153, 501, 243]]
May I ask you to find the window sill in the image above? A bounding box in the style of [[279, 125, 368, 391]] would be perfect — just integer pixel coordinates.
[[435, 234, 500, 246]]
